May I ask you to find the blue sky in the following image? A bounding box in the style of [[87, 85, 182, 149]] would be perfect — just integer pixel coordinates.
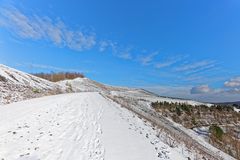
[[0, 0, 240, 102]]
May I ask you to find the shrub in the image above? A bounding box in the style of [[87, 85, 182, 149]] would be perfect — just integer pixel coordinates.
[[32, 88, 41, 93], [176, 107, 182, 116], [181, 104, 191, 114], [66, 82, 73, 92], [209, 125, 224, 140], [192, 117, 197, 125], [0, 75, 7, 82]]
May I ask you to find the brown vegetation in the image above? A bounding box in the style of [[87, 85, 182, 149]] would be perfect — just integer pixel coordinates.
[[151, 101, 240, 159], [33, 72, 84, 82], [0, 75, 7, 82]]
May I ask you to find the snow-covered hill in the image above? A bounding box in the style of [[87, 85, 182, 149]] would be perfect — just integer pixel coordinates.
[[0, 64, 63, 105], [58, 77, 131, 93], [0, 64, 236, 160], [0, 64, 210, 106]]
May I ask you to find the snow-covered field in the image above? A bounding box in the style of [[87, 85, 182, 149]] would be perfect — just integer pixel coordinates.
[[0, 92, 197, 160]]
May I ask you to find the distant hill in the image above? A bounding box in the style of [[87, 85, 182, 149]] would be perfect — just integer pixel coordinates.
[[215, 101, 240, 107]]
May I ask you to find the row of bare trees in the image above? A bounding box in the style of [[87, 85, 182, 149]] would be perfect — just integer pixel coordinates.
[[33, 72, 84, 82]]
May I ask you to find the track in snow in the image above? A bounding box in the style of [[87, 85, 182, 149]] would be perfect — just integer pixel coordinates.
[[0, 93, 104, 160], [0, 92, 190, 160]]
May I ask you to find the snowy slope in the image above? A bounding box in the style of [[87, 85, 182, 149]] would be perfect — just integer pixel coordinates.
[[0, 92, 193, 160], [0, 64, 57, 89], [58, 77, 130, 93], [0, 64, 63, 105]]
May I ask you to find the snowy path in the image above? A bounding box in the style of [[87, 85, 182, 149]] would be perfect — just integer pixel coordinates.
[[0, 92, 189, 160]]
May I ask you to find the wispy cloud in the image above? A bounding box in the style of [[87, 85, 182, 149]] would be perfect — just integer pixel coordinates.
[[183, 71, 226, 84], [154, 55, 186, 69], [117, 48, 132, 60], [98, 40, 132, 60], [16, 63, 89, 73], [138, 51, 159, 65], [98, 40, 118, 53], [155, 61, 176, 69], [0, 6, 96, 51], [99, 40, 110, 52], [175, 60, 217, 75]]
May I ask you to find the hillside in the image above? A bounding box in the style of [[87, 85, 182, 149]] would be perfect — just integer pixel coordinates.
[[0, 64, 237, 160], [0, 64, 64, 105], [58, 77, 130, 93]]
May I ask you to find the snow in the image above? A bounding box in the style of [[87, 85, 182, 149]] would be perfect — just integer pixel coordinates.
[[0, 64, 56, 90], [110, 90, 213, 107], [58, 78, 108, 92], [0, 92, 193, 160], [234, 107, 240, 113], [58, 77, 131, 94], [192, 127, 209, 137], [101, 96, 192, 160], [0, 64, 63, 105]]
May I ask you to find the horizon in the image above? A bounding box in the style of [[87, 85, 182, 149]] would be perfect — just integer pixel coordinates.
[[1, 0, 240, 102]]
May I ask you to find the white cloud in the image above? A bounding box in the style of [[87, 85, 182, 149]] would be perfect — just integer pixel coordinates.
[[223, 76, 240, 94], [0, 6, 96, 51], [190, 85, 212, 94], [139, 51, 159, 65], [155, 61, 175, 69], [224, 77, 240, 88], [99, 41, 109, 52], [98, 40, 132, 60], [118, 50, 132, 60]]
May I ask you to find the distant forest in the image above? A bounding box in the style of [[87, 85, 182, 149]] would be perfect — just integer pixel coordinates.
[[33, 72, 84, 82]]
